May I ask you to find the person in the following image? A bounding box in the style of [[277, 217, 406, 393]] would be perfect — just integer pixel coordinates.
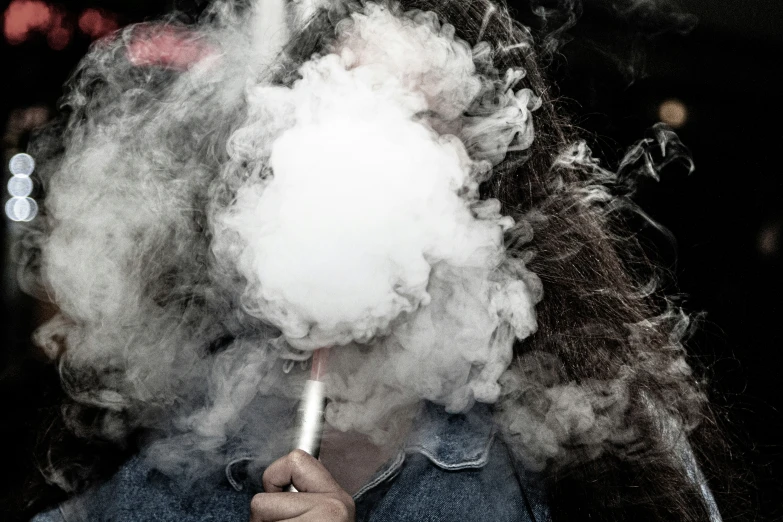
[[24, 0, 729, 521]]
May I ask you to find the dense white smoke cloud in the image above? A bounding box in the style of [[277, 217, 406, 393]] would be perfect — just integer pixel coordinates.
[[212, 2, 543, 441], [216, 5, 534, 351]]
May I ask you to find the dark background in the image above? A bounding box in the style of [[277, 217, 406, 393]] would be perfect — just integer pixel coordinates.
[[1, 0, 781, 520]]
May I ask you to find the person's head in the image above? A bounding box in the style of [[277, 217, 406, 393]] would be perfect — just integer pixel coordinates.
[[21, 1, 736, 520]]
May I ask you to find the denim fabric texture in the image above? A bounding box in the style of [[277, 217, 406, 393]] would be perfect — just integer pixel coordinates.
[[31, 456, 254, 522], [30, 402, 549, 522], [353, 403, 547, 522]]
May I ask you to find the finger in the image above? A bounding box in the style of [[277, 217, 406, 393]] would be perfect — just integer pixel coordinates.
[[256, 496, 354, 522], [277, 511, 350, 522], [249, 492, 323, 521], [263, 450, 342, 493]]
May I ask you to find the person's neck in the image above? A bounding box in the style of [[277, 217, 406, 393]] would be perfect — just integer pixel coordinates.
[[318, 412, 415, 495]]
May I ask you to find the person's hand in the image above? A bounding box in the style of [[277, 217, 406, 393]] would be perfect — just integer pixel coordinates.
[[250, 450, 355, 522]]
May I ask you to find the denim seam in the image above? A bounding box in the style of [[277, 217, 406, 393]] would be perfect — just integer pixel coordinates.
[[352, 450, 405, 501], [57, 504, 69, 522], [406, 425, 496, 471], [225, 456, 254, 492]]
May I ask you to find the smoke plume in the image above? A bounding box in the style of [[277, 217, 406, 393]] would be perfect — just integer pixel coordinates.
[[23, 0, 701, 488], [26, 0, 545, 483]]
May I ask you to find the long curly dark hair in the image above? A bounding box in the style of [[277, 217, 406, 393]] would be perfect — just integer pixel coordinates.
[[430, 1, 737, 519]]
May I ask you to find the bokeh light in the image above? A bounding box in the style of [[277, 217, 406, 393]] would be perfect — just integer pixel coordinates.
[[5, 196, 38, 222], [46, 9, 72, 50], [658, 98, 688, 128], [8, 176, 33, 198], [3, 0, 85, 49], [127, 26, 215, 70], [759, 222, 781, 256], [3, 0, 51, 45], [78, 8, 118, 40], [9, 153, 35, 176]]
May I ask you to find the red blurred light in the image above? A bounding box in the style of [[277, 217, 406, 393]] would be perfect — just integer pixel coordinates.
[[4, 0, 52, 44], [78, 8, 118, 40], [46, 9, 72, 50], [127, 25, 215, 70]]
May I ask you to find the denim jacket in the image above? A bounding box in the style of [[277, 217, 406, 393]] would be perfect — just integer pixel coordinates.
[[30, 402, 718, 522], [31, 402, 547, 522]]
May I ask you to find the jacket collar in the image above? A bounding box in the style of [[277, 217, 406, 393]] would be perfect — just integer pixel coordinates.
[[404, 401, 496, 471], [225, 401, 496, 496], [351, 401, 495, 500]]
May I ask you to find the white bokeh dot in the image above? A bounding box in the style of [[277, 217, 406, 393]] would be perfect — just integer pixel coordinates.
[[5, 197, 38, 222], [8, 175, 33, 197], [9, 153, 35, 176]]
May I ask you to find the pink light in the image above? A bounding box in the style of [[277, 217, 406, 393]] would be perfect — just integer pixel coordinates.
[[46, 9, 72, 50], [78, 8, 118, 40], [310, 347, 331, 381], [4, 0, 52, 44], [127, 25, 215, 70]]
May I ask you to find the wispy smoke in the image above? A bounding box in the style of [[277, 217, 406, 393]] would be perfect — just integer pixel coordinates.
[[526, 0, 697, 80]]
